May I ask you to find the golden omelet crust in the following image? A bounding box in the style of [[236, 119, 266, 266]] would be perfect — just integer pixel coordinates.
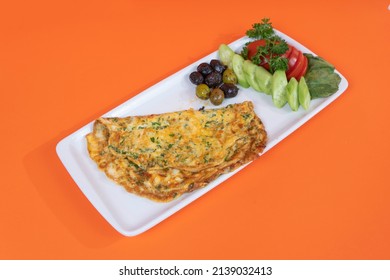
[[86, 101, 267, 202]]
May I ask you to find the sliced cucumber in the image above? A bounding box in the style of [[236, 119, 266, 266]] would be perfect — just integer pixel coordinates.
[[243, 60, 261, 92], [298, 77, 311, 110], [254, 65, 272, 95], [286, 77, 299, 111], [218, 44, 235, 69], [271, 70, 288, 108], [232, 54, 250, 88]]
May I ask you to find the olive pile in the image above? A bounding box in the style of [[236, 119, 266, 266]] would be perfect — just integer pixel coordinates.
[[189, 59, 239, 105]]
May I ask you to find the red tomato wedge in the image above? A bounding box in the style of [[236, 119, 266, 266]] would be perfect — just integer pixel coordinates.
[[246, 39, 308, 80], [283, 45, 293, 58], [296, 54, 308, 80], [247, 39, 266, 60], [246, 40, 270, 70], [286, 46, 300, 74], [287, 51, 307, 80], [246, 39, 292, 71]]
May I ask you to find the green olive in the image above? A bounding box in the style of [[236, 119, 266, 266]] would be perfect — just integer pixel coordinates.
[[222, 68, 238, 84], [196, 84, 211, 100], [210, 88, 224, 105]]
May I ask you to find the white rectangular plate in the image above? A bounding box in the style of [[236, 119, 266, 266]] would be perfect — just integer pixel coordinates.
[[56, 30, 348, 236]]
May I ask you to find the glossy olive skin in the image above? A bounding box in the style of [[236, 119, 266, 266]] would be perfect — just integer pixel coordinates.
[[220, 83, 239, 98], [205, 72, 222, 88], [196, 84, 211, 100], [210, 88, 224, 105], [197, 63, 213, 76], [210, 59, 226, 73], [189, 71, 204, 85], [222, 68, 238, 84], [190, 59, 237, 105]]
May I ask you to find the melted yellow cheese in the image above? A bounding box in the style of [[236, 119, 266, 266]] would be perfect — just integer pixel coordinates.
[[86, 101, 267, 202]]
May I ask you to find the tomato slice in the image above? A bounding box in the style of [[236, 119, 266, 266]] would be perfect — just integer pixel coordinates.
[[247, 39, 266, 60], [286, 46, 300, 74], [287, 51, 306, 80], [247, 39, 308, 80], [296, 54, 308, 80], [283, 45, 293, 59], [247, 39, 292, 71]]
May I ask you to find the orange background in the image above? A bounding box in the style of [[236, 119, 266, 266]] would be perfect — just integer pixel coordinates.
[[1, 0, 389, 259]]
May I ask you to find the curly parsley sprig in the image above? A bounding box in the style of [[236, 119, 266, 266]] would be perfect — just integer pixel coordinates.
[[246, 18, 275, 39], [242, 18, 289, 73]]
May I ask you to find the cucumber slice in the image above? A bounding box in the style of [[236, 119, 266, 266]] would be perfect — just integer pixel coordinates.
[[286, 77, 299, 111], [243, 60, 261, 92], [271, 70, 288, 108], [298, 77, 311, 110], [232, 54, 250, 88], [218, 44, 235, 69], [254, 65, 272, 95]]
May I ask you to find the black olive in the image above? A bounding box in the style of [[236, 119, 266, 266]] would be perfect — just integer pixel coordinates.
[[205, 72, 222, 88], [189, 71, 204, 85], [210, 59, 226, 73], [220, 83, 239, 98], [197, 63, 213, 76]]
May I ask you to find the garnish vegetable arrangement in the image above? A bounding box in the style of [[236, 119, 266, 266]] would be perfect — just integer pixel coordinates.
[[189, 18, 341, 111]]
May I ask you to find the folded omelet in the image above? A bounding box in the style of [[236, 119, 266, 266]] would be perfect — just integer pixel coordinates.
[[86, 101, 267, 202]]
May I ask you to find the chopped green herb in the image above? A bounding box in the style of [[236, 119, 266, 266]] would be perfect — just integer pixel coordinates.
[[204, 120, 219, 128], [151, 121, 168, 130], [139, 148, 156, 153], [129, 152, 139, 159], [242, 113, 252, 120], [108, 145, 127, 155], [127, 160, 140, 169]]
